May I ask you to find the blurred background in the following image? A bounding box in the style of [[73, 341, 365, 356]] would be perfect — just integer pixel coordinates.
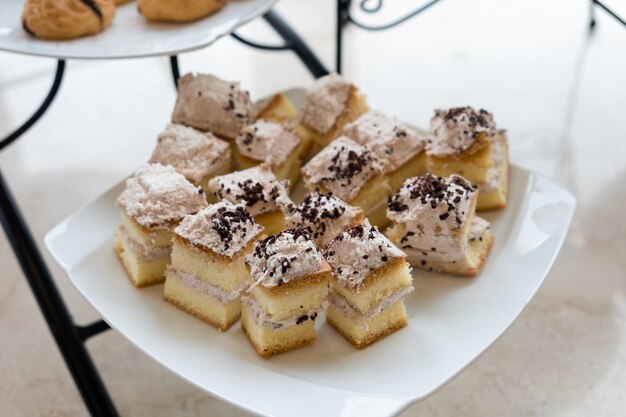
[[1, 0, 625, 415]]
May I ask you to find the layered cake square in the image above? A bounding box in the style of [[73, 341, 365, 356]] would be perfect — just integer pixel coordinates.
[[301, 136, 390, 227], [208, 164, 289, 235], [342, 110, 428, 192], [233, 120, 311, 187], [242, 228, 331, 358], [171, 73, 252, 139], [164, 201, 264, 331], [325, 222, 413, 348], [149, 123, 231, 199], [279, 190, 364, 248], [299, 73, 368, 148], [252, 93, 298, 123], [386, 174, 494, 276], [114, 163, 208, 287], [425, 107, 509, 210]]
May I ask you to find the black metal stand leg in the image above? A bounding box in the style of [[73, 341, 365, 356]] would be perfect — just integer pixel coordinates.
[[336, 0, 352, 74], [589, 0, 626, 31], [0, 171, 119, 417], [589, 0, 597, 31], [169, 55, 180, 89], [0, 60, 65, 151], [0, 59, 117, 417], [263, 10, 329, 79]]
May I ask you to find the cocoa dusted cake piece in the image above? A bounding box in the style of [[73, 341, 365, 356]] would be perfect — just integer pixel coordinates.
[[149, 123, 231, 199], [342, 110, 428, 191], [164, 201, 264, 331], [386, 174, 494, 276], [242, 228, 331, 358], [299, 73, 368, 148], [325, 221, 413, 348], [171, 73, 252, 139], [207, 164, 290, 235], [114, 163, 208, 287], [233, 120, 312, 188], [279, 190, 364, 248], [425, 107, 509, 211], [301, 136, 390, 227]]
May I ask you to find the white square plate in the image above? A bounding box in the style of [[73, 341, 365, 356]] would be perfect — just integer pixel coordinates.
[[0, 0, 277, 59], [45, 90, 575, 417]]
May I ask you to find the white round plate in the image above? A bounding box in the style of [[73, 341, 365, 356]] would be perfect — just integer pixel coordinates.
[[0, 0, 277, 59], [44, 89, 576, 417]]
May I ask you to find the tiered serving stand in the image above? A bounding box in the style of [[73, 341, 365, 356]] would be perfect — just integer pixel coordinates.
[[1, 1, 579, 417]]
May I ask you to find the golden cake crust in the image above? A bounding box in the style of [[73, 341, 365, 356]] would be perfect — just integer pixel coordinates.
[[22, 0, 115, 40], [114, 239, 166, 288], [327, 313, 407, 349], [138, 0, 224, 22], [247, 270, 332, 297], [241, 317, 314, 358], [172, 233, 262, 264], [330, 258, 408, 295], [164, 292, 239, 332]]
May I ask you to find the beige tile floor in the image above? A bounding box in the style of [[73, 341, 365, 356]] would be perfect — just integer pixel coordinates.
[[1, 0, 626, 415]]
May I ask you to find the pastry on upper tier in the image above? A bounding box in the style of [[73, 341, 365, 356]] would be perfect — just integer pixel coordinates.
[[325, 222, 413, 348], [342, 110, 428, 192], [114, 163, 208, 287], [386, 174, 494, 276], [164, 201, 264, 331], [252, 93, 298, 123], [233, 120, 312, 187], [138, 0, 224, 22], [21, 0, 115, 40], [299, 74, 368, 148], [425, 107, 508, 211], [301, 136, 390, 227], [242, 228, 331, 358], [279, 190, 364, 248], [208, 164, 289, 235], [171, 73, 252, 139], [149, 123, 231, 199]]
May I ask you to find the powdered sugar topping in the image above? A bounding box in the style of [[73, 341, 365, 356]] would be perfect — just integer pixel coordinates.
[[116, 163, 207, 229]]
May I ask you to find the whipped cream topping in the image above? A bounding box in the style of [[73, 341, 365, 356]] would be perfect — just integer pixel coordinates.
[[342, 110, 426, 172], [426, 107, 497, 157], [174, 201, 263, 258], [328, 286, 413, 329], [171, 73, 252, 139], [242, 295, 326, 330], [246, 228, 329, 289], [478, 134, 507, 192], [279, 190, 363, 248], [468, 216, 490, 241], [208, 164, 289, 216], [387, 174, 477, 254], [301, 136, 383, 202], [149, 123, 231, 184], [325, 221, 407, 290], [235, 120, 301, 166], [300, 73, 353, 134], [116, 163, 208, 229], [168, 265, 247, 303], [117, 226, 171, 261]]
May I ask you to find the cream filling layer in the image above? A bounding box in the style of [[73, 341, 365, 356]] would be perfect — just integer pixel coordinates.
[[328, 285, 414, 329], [118, 226, 170, 261], [241, 295, 327, 331], [166, 265, 247, 304]]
